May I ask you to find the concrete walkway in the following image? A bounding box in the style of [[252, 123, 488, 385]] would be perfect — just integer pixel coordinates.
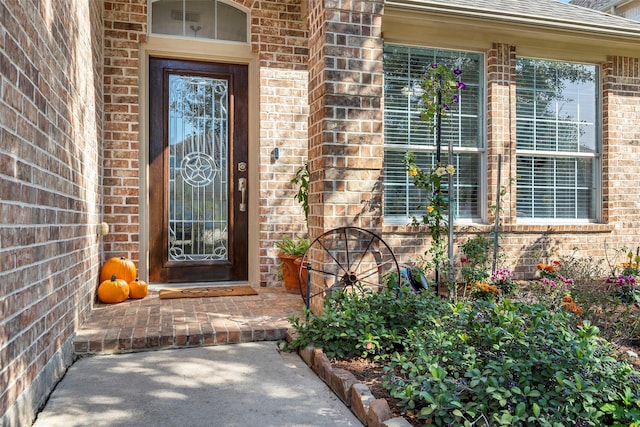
[[32, 342, 362, 427]]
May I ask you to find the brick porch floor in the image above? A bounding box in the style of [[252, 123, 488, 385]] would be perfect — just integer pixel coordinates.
[[74, 286, 305, 355]]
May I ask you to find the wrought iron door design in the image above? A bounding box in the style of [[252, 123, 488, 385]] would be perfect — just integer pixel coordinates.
[[168, 75, 229, 262]]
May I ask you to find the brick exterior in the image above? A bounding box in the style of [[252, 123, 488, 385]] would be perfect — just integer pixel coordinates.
[[486, 43, 517, 227], [2, 0, 640, 421], [0, 1, 103, 425], [602, 56, 640, 230], [383, 47, 640, 280], [308, 0, 385, 236], [254, 1, 309, 285], [306, 0, 385, 311], [102, 0, 147, 262]]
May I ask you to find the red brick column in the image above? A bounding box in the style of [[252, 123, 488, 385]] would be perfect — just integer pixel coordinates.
[[102, 0, 147, 262], [486, 43, 517, 226], [307, 0, 385, 236], [306, 0, 385, 311], [602, 56, 640, 229]]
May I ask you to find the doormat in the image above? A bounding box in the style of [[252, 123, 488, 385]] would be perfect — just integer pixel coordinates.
[[159, 285, 258, 300]]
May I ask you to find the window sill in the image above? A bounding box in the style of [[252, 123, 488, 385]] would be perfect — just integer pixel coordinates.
[[501, 223, 614, 233], [383, 223, 615, 234]]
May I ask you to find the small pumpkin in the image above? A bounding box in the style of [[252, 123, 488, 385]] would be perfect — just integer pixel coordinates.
[[128, 277, 148, 299], [97, 275, 130, 304], [100, 256, 137, 284]]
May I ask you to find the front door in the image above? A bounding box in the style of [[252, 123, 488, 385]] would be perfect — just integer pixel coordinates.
[[148, 58, 248, 283]]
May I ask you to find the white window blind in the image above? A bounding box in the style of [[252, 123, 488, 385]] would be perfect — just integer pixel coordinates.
[[515, 58, 599, 220], [383, 45, 484, 222]]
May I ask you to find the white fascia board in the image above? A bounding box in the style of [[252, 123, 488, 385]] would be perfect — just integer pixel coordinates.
[[385, 0, 640, 38]]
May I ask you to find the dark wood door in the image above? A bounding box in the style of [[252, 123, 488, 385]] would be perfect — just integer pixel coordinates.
[[149, 58, 248, 283]]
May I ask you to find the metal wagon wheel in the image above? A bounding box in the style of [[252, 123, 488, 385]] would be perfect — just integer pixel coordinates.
[[298, 226, 400, 309]]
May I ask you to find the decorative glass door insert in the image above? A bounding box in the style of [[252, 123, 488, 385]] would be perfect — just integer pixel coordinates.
[[168, 75, 229, 262]]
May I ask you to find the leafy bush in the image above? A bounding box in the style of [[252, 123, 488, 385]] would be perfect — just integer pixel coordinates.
[[285, 284, 442, 359], [459, 235, 492, 285], [284, 284, 640, 426], [490, 267, 517, 295], [607, 275, 640, 303], [382, 300, 640, 426]]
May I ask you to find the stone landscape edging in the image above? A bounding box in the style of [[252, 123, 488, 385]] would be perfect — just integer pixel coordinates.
[[286, 330, 411, 427]]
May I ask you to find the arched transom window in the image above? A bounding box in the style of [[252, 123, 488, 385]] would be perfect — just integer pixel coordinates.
[[151, 0, 248, 42]]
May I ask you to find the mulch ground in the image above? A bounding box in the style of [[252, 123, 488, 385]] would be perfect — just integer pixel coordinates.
[[330, 356, 425, 426]]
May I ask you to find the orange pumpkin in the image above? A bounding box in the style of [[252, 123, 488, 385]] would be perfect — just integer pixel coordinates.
[[97, 275, 130, 304], [128, 277, 148, 299], [100, 256, 137, 283]]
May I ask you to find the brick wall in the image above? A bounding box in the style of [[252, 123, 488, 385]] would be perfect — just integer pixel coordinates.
[[253, 0, 309, 286], [306, 0, 385, 311], [307, 0, 385, 241], [486, 43, 517, 226], [102, 0, 147, 263], [0, 1, 103, 425], [383, 47, 640, 280], [101, 0, 310, 286], [603, 57, 640, 228]]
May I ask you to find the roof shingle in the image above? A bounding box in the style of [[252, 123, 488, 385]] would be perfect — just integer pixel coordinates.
[[388, 0, 640, 34], [569, 0, 610, 9]]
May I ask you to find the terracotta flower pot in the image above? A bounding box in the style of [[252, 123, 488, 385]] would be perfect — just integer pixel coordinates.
[[279, 253, 302, 294]]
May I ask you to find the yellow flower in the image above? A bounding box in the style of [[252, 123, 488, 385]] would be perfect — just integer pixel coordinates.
[[446, 164, 455, 175], [474, 282, 500, 294], [427, 205, 434, 213], [564, 302, 583, 316], [408, 167, 417, 177], [435, 167, 446, 177]]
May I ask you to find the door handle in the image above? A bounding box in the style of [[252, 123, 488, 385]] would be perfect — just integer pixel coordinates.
[[238, 177, 247, 212]]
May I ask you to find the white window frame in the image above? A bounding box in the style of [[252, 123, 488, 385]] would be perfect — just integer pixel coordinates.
[[148, 0, 250, 44], [515, 57, 601, 224]]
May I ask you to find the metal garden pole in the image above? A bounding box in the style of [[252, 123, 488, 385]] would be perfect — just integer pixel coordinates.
[[492, 154, 502, 273], [448, 133, 454, 288]]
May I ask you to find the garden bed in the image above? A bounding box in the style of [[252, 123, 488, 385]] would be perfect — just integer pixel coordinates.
[[285, 277, 640, 426], [332, 340, 640, 427]]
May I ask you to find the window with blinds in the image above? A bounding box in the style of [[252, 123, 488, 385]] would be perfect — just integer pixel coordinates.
[[515, 58, 599, 221], [383, 45, 484, 223]]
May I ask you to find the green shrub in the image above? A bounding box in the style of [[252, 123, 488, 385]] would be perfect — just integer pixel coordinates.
[[284, 284, 640, 426], [284, 284, 443, 358], [459, 235, 492, 285], [382, 300, 640, 426]]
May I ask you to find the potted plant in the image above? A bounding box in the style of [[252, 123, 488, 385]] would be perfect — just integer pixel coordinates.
[[277, 236, 310, 293], [277, 162, 310, 294], [292, 161, 311, 296], [291, 161, 309, 225]]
